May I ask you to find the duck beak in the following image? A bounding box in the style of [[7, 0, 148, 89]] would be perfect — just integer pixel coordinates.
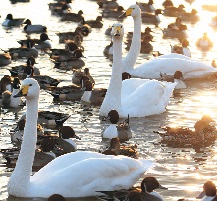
[[196, 191, 205, 199], [158, 184, 168, 190], [13, 85, 29, 97]]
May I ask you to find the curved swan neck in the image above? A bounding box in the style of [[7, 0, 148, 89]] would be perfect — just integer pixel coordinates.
[[122, 13, 141, 71], [8, 95, 39, 196]]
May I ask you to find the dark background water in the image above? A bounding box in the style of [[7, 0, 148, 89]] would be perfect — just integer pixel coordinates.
[[1, 0, 217, 200]]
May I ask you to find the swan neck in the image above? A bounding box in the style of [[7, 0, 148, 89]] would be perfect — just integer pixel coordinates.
[[100, 35, 123, 116], [8, 95, 39, 196], [122, 15, 141, 71]]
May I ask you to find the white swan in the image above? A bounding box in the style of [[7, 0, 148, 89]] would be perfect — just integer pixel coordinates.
[[122, 5, 217, 80], [7, 78, 153, 198], [99, 23, 176, 118]]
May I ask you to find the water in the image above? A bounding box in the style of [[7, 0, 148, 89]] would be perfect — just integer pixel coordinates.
[[1, 0, 217, 200]]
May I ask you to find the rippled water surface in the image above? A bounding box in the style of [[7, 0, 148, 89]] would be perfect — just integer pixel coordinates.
[[1, 0, 217, 200]]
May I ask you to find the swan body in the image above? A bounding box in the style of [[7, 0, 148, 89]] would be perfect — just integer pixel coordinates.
[[100, 23, 176, 118], [123, 54, 217, 80], [8, 78, 153, 198]]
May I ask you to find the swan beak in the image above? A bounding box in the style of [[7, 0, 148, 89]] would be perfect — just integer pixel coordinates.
[[113, 26, 121, 36], [118, 8, 133, 18], [13, 85, 29, 97]]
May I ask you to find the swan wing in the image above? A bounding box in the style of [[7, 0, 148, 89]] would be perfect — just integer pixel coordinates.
[[30, 151, 153, 197]]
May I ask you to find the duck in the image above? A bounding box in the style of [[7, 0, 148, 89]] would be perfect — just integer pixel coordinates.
[[102, 6, 125, 19], [162, 24, 188, 41], [98, 0, 119, 10], [48, 0, 72, 11], [60, 10, 83, 22], [8, 40, 38, 59], [98, 176, 167, 201], [49, 45, 85, 70], [23, 19, 47, 33], [154, 115, 217, 147], [9, 56, 40, 79], [18, 110, 71, 126], [103, 41, 113, 60], [196, 32, 213, 50], [179, 8, 199, 23], [31, 75, 61, 89], [161, 70, 187, 89], [125, 35, 153, 54], [141, 9, 162, 24], [18, 33, 51, 50], [102, 109, 132, 141], [196, 181, 217, 200], [103, 137, 138, 159], [1, 77, 24, 108], [56, 27, 84, 43], [2, 13, 26, 27], [47, 194, 66, 201], [81, 80, 107, 105], [46, 84, 85, 100], [72, 67, 95, 86], [54, 126, 80, 156], [210, 15, 217, 29], [2, 138, 56, 168], [171, 38, 191, 58], [162, 0, 174, 8], [126, 27, 154, 41], [163, 4, 186, 17], [99, 23, 176, 118], [0, 75, 13, 93], [0, 52, 11, 66], [7, 77, 153, 198], [11, 119, 44, 143], [137, 0, 155, 13], [82, 16, 103, 28], [64, 35, 84, 52]]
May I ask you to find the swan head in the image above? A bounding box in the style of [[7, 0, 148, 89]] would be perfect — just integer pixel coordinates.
[[111, 23, 124, 38], [119, 4, 141, 18], [13, 78, 40, 99]]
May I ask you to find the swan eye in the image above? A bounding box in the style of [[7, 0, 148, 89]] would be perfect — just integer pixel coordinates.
[[29, 84, 32, 86]]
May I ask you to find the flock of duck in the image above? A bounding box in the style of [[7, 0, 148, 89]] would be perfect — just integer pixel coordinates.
[[1, 0, 217, 200]]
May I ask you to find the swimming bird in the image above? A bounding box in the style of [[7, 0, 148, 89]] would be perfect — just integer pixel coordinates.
[[81, 80, 107, 105], [171, 39, 191, 57], [9, 56, 40, 79], [137, 0, 155, 13], [103, 137, 138, 159], [60, 10, 83, 22], [99, 23, 176, 118], [56, 27, 84, 43], [18, 33, 51, 50], [23, 19, 47, 33], [196, 181, 217, 200], [141, 9, 162, 24], [54, 126, 79, 156], [1, 77, 24, 108], [46, 84, 84, 100], [7, 78, 153, 198], [72, 67, 95, 86], [98, 176, 167, 201], [155, 115, 217, 147], [102, 109, 132, 141], [11, 118, 44, 143], [2, 13, 26, 27], [0, 52, 11, 66], [196, 32, 213, 50]]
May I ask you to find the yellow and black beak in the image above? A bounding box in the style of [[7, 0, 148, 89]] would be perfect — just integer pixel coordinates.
[[119, 8, 133, 18], [113, 25, 122, 36], [13, 85, 30, 98]]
